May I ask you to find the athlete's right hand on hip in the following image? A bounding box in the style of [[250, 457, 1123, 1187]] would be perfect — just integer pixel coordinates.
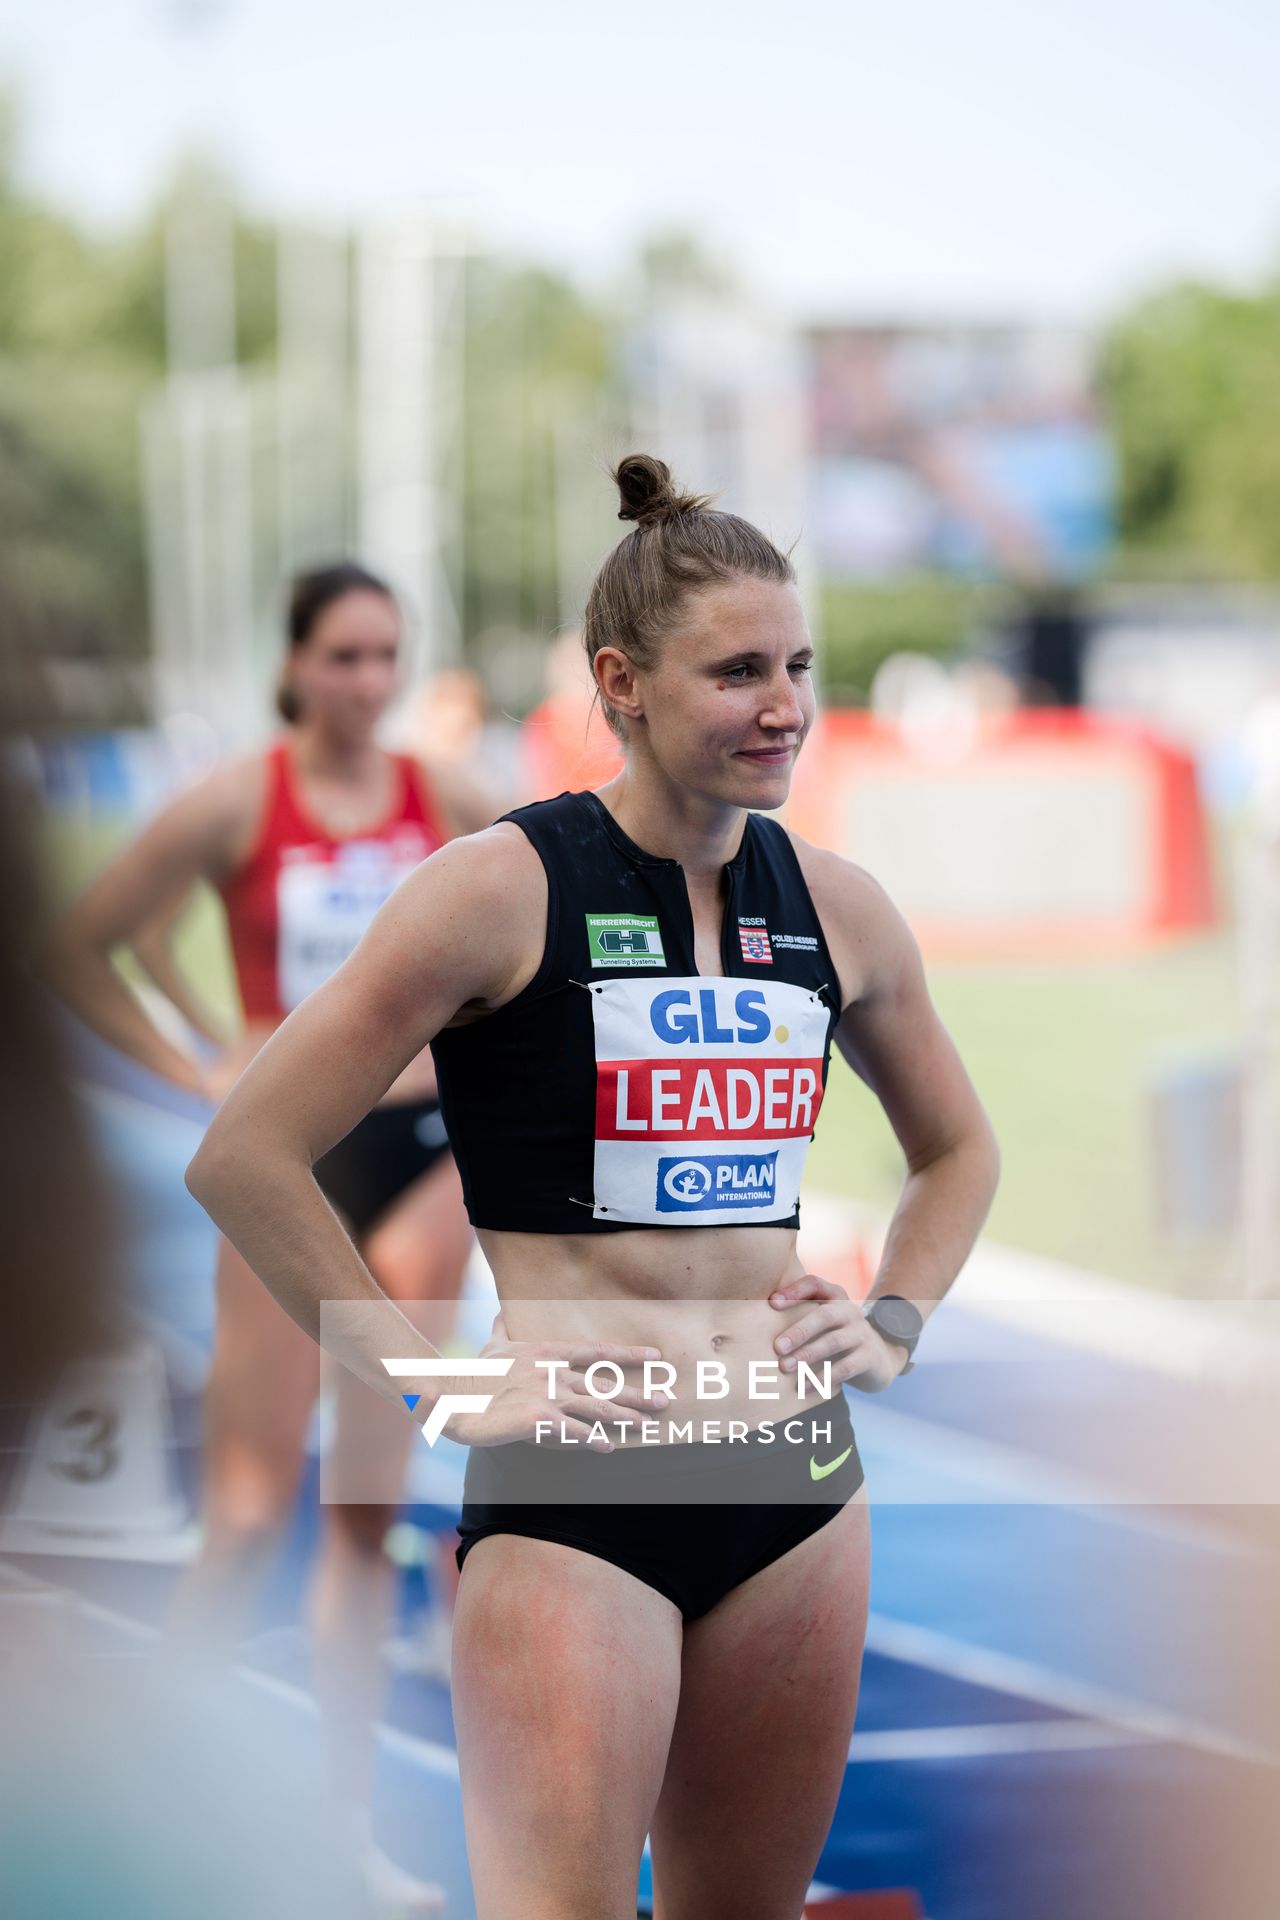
[[436, 1314, 667, 1450]]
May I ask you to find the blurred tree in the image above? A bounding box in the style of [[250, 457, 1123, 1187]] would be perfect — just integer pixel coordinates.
[[1100, 277, 1280, 578], [0, 99, 150, 723], [0, 358, 151, 727], [461, 256, 613, 651], [99, 159, 278, 372], [0, 113, 280, 726], [638, 230, 739, 297], [0, 101, 124, 363], [17, 81, 1278, 738], [819, 577, 993, 703]]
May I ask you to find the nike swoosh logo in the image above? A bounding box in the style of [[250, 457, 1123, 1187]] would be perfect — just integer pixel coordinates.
[[810, 1444, 853, 1482]]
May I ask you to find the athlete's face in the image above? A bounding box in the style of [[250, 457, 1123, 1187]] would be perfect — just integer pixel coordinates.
[[629, 577, 816, 804], [291, 589, 401, 738]]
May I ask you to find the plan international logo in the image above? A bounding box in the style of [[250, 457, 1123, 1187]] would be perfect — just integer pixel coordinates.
[[656, 1151, 779, 1212]]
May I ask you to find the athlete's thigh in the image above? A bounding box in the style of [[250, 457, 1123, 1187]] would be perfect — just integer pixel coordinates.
[[326, 1337, 417, 1507], [205, 1236, 319, 1468], [327, 1154, 468, 1500], [452, 1533, 684, 1920], [362, 1150, 471, 1305], [650, 1491, 870, 1920]]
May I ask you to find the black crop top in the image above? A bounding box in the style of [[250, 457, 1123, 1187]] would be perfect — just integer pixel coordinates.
[[429, 789, 841, 1233]]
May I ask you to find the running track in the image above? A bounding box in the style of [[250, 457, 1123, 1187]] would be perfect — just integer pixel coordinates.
[[2, 1041, 1277, 1919]]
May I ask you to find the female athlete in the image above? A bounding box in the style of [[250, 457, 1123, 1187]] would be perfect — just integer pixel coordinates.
[[187, 463, 1001, 1920], [45, 561, 491, 1903]]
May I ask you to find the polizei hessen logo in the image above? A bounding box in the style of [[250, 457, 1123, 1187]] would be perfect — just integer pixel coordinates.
[[656, 1151, 778, 1212]]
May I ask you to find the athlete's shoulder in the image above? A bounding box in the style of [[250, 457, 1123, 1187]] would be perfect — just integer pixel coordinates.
[[782, 827, 920, 1007], [499, 788, 581, 824], [201, 745, 272, 813], [401, 751, 499, 838], [484, 788, 596, 855], [402, 815, 547, 904], [374, 819, 548, 1010], [778, 825, 877, 908], [146, 746, 269, 875], [216, 744, 287, 863]]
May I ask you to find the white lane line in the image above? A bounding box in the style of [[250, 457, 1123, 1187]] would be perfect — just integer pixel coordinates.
[[864, 1612, 1278, 1769], [376, 1721, 462, 1781], [0, 1562, 465, 1779], [69, 1593, 155, 1640], [0, 1519, 204, 1564], [8, 1557, 1271, 1778], [802, 1192, 1280, 1388], [0, 1559, 48, 1591], [234, 1663, 463, 1779], [78, 1079, 209, 1140], [855, 1402, 1279, 1561], [848, 1719, 1154, 1763]]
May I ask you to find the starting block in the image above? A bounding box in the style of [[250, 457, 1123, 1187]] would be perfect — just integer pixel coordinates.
[[0, 1337, 194, 1560]]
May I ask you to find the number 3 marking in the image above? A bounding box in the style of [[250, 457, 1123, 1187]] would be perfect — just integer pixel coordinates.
[[54, 1406, 120, 1483]]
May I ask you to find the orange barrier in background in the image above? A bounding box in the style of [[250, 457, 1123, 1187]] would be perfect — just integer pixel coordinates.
[[519, 688, 623, 797], [785, 709, 1216, 960], [515, 693, 1216, 961]]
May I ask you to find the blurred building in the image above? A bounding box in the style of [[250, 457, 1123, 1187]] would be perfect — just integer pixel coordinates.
[[624, 280, 819, 630], [807, 322, 1113, 589]]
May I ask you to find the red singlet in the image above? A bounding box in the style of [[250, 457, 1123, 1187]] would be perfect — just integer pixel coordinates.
[[219, 740, 448, 1022]]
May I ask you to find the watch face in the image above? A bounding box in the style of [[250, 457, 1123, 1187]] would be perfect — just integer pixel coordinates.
[[875, 1296, 922, 1341]]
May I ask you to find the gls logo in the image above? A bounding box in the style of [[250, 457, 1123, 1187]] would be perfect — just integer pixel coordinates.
[[380, 1357, 514, 1445], [650, 987, 771, 1046]]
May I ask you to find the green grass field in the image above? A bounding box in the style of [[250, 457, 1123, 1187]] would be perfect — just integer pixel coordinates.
[[49, 816, 1241, 1299], [807, 936, 1238, 1294]]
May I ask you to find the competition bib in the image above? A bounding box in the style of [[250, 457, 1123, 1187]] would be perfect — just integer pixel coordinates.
[[277, 836, 425, 1011], [588, 975, 829, 1225]]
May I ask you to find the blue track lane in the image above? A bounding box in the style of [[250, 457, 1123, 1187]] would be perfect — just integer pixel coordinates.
[[3, 1049, 1275, 1919]]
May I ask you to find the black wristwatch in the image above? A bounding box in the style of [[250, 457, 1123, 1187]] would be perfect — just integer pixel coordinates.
[[863, 1294, 923, 1375]]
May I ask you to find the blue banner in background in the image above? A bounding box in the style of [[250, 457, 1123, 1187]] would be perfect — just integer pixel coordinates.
[[808, 324, 1115, 585]]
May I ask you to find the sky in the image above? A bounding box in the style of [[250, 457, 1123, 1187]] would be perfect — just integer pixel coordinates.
[[2, 0, 1279, 324]]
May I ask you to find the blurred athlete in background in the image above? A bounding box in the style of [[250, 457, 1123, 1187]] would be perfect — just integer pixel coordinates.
[[45, 561, 494, 1911]]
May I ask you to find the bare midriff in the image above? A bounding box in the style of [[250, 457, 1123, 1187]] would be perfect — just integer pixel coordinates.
[[481, 1224, 835, 1442]]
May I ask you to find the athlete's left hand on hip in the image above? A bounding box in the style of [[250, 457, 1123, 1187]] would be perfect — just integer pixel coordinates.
[[769, 1273, 906, 1394]]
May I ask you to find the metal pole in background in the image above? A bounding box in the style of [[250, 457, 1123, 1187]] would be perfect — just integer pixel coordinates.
[[626, 283, 820, 641], [143, 0, 255, 743], [357, 214, 466, 693], [163, 178, 236, 382], [276, 224, 352, 576]]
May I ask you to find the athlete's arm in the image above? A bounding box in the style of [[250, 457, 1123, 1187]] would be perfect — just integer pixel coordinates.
[[793, 837, 1001, 1328], [186, 826, 660, 1417], [192, 830, 541, 1393], [41, 759, 261, 1094], [419, 754, 502, 838], [130, 881, 235, 1050]]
